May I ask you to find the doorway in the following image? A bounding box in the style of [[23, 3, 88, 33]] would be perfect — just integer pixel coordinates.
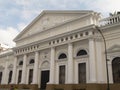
[[112, 57, 120, 83], [78, 63, 86, 83], [40, 70, 50, 90]]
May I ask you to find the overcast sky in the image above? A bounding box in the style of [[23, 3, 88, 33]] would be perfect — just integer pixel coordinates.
[[0, 0, 120, 47]]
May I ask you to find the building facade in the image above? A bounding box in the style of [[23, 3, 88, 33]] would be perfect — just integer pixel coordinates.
[[0, 10, 120, 90]]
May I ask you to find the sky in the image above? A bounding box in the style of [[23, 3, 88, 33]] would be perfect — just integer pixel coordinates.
[[0, 0, 120, 47]]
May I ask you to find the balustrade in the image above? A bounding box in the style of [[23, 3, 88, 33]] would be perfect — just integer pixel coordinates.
[[100, 14, 120, 26]]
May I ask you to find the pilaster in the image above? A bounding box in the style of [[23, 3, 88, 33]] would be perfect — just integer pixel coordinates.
[[2, 60, 8, 84], [32, 51, 39, 84], [49, 47, 55, 84], [11, 56, 17, 84], [67, 43, 73, 84], [89, 38, 97, 83]]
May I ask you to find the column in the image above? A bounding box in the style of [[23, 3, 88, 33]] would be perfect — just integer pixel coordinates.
[[89, 39, 97, 83], [32, 51, 39, 84], [21, 54, 27, 84], [96, 40, 104, 83], [108, 61, 113, 83], [67, 43, 73, 83], [49, 47, 55, 84], [2, 61, 8, 84], [11, 56, 17, 84]]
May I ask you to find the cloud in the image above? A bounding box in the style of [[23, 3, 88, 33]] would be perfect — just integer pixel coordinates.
[[0, 0, 120, 47], [12, 0, 120, 18], [81, 0, 120, 16], [0, 27, 19, 47]]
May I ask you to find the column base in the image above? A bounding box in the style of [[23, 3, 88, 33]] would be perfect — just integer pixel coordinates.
[[31, 82, 38, 85], [89, 80, 97, 83]]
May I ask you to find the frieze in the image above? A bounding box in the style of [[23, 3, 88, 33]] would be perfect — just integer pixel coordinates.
[[14, 28, 95, 56]]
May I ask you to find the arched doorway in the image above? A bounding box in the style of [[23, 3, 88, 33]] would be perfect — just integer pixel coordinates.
[[112, 57, 120, 83]]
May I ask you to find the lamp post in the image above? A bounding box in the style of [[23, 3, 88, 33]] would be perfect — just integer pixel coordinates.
[[95, 26, 110, 90]]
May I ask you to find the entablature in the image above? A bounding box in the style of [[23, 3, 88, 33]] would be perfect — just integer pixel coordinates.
[[13, 25, 96, 56]]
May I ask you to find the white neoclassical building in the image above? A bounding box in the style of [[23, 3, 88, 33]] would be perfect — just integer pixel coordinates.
[[0, 10, 120, 90]]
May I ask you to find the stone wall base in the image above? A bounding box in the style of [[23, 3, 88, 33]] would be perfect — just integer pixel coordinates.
[[0, 83, 120, 90], [46, 83, 120, 90], [0, 84, 38, 90]]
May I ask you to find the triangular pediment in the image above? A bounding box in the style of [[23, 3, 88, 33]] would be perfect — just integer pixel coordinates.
[[107, 45, 120, 53], [14, 10, 93, 42]]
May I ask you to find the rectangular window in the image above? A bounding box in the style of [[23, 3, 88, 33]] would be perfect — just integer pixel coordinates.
[[28, 69, 33, 84], [18, 70, 22, 84], [0, 72, 2, 84], [8, 71, 13, 84], [59, 65, 65, 84], [78, 63, 86, 83]]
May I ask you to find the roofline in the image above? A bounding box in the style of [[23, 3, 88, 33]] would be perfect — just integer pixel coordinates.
[[0, 49, 14, 57], [43, 10, 94, 13], [15, 13, 92, 42], [13, 10, 45, 41]]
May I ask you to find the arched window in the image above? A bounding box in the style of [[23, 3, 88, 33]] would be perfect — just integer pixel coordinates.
[[77, 49, 87, 56], [19, 61, 23, 65], [29, 59, 34, 64], [58, 53, 67, 59], [112, 57, 120, 83]]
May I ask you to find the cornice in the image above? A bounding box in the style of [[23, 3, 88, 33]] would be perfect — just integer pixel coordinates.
[[13, 25, 95, 56], [0, 50, 14, 58], [43, 10, 94, 14], [100, 22, 120, 30], [13, 24, 95, 50], [13, 10, 45, 41], [15, 13, 92, 42]]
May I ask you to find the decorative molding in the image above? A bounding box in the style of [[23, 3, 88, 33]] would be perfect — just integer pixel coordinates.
[[8, 64, 13, 69], [13, 25, 95, 56], [41, 61, 50, 70], [74, 55, 89, 59], [0, 65, 4, 70], [107, 44, 120, 53], [56, 59, 67, 62]]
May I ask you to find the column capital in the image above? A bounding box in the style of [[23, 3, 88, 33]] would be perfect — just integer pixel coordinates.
[[68, 42, 72, 45], [24, 54, 27, 57], [35, 51, 39, 54], [89, 37, 95, 41], [51, 47, 55, 49]]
